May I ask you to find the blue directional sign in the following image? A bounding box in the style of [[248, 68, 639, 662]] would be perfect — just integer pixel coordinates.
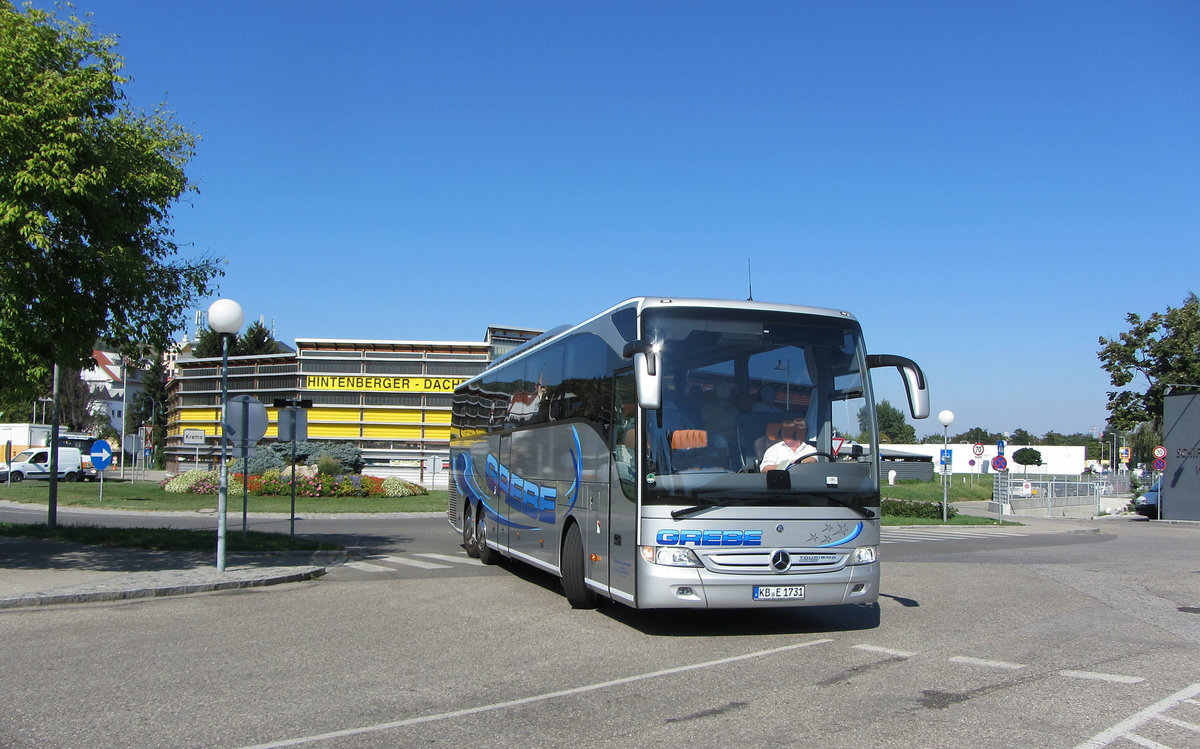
[[90, 440, 113, 471]]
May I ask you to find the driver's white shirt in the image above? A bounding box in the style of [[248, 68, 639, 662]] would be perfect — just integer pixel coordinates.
[[763, 440, 816, 468]]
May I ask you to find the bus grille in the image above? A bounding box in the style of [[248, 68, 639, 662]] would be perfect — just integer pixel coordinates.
[[703, 550, 847, 575]]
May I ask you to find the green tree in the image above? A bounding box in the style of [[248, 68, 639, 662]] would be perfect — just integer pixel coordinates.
[[1011, 447, 1043, 473], [1010, 428, 1035, 445], [1127, 422, 1162, 469], [237, 320, 282, 355], [0, 4, 221, 399], [1098, 293, 1200, 431], [134, 354, 170, 467], [864, 400, 916, 443], [191, 319, 280, 358], [952, 427, 997, 444]]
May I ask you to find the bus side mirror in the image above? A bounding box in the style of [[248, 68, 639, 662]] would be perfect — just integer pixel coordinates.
[[622, 341, 661, 411], [867, 354, 929, 420]]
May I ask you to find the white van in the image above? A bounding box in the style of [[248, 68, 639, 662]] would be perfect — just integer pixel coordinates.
[[2, 447, 84, 482]]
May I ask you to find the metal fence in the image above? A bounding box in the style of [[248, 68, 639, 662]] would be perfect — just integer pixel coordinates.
[[994, 473, 1139, 517]]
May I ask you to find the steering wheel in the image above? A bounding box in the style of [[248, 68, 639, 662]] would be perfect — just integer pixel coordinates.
[[790, 451, 836, 466]]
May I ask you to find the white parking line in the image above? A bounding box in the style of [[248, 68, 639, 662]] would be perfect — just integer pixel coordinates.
[[949, 655, 1026, 670], [1060, 670, 1145, 685], [239, 638, 836, 748], [852, 644, 915, 659], [1075, 682, 1200, 749]]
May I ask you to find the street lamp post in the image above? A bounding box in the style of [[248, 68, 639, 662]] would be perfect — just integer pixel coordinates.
[[208, 298, 243, 572], [937, 409, 955, 523]]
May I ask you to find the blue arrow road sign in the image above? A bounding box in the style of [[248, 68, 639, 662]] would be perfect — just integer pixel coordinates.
[[90, 440, 113, 471]]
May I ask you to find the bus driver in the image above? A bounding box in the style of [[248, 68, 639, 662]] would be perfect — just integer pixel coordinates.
[[762, 416, 817, 470]]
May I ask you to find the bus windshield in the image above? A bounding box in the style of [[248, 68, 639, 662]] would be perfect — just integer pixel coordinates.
[[640, 306, 878, 509]]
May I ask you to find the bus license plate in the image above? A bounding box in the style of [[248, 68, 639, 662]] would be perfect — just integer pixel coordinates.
[[753, 585, 804, 600]]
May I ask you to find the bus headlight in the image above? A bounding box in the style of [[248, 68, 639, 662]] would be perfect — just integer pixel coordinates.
[[639, 545, 703, 567], [849, 546, 877, 565]]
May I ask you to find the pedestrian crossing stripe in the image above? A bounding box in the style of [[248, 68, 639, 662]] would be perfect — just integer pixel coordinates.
[[882, 528, 1031, 543]]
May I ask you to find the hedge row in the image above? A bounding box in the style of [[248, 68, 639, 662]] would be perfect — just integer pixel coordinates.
[[160, 469, 426, 498], [881, 498, 958, 520]]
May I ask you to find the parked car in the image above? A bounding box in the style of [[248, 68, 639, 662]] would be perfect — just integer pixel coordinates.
[[1133, 478, 1161, 519], [2, 446, 84, 482]]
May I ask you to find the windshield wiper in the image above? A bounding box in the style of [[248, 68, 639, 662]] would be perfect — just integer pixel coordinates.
[[670, 496, 762, 519]]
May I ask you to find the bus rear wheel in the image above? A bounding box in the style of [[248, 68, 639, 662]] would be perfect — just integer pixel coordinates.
[[476, 511, 498, 565], [561, 523, 597, 609], [462, 503, 479, 557]]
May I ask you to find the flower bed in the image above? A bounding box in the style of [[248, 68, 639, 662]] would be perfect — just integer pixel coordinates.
[[160, 469, 425, 498]]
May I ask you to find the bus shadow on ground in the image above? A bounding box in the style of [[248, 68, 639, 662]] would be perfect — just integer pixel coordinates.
[[610, 602, 883, 637], [499, 558, 887, 636]]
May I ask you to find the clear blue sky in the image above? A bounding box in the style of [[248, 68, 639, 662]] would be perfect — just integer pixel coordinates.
[[53, 0, 1200, 438]]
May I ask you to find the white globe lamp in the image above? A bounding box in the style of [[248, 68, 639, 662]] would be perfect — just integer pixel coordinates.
[[207, 298, 243, 572], [208, 298, 244, 335], [937, 409, 954, 521]]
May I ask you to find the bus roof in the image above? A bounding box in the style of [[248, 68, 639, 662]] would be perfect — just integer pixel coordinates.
[[470, 297, 860, 382]]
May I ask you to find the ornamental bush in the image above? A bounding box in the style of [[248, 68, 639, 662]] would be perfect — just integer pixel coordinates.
[[244, 449, 284, 476], [269, 441, 364, 472], [382, 476, 427, 498], [160, 469, 210, 494], [881, 498, 958, 520]]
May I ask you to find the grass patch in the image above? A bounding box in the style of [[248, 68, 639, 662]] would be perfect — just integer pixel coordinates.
[[0, 480, 447, 513], [882, 475, 996, 503], [0, 521, 342, 552]]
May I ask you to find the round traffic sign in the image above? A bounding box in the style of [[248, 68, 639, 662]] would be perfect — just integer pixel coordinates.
[[1153, 446, 1167, 459], [90, 439, 113, 471], [991, 455, 1008, 472], [973, 443, 985, 456], [1153, 458, 1166, 471]]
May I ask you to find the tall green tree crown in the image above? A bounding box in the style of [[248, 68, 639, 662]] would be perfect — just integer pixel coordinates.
[[1098, 293, 1200, 431], [0, 3, 222, 402]]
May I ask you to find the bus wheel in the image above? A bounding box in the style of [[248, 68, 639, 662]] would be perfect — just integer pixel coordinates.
[[463, 503, 479, 558], [476, 511, 498, 565], [561, 523, 597, 609]]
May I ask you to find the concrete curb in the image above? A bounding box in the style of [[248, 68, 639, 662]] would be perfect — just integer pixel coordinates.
[[0, 564, 331, 609]]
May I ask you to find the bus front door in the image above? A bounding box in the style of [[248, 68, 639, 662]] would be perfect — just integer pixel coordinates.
[[606, 369, 639, 604]]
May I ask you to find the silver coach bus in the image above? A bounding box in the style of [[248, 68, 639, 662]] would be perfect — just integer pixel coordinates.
[[449, 297, 928, 609]]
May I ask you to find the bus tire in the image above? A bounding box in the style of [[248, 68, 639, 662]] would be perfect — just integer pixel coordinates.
[[463, 503, 479, 558], [561, 523, 597, 609], [476, 511, 499, 565]]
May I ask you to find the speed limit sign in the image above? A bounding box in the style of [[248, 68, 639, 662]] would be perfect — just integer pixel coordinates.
[[1153, 446, 1167, 459], [973, 443, 985, 457]]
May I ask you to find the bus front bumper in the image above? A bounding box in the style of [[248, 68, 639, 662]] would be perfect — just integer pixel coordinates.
[[635, 560, 879, 609]]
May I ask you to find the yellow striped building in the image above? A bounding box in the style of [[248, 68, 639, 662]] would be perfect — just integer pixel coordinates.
[[166, 328, 539, 473]]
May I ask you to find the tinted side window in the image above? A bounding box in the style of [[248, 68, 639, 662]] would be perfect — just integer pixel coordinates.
[[561, 333, 614, 436]]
